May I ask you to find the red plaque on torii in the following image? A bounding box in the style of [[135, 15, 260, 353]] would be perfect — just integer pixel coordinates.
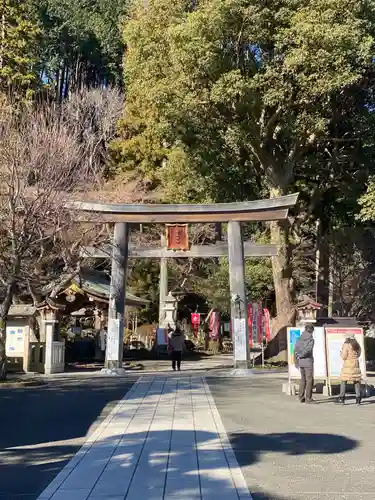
[[166, 224, 189, 251]]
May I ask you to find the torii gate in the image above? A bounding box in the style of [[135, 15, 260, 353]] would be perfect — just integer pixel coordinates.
[[68, 194, 298, 374]]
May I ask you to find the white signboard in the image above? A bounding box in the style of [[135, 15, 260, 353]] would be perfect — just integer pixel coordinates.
[[312, 327, 327, 378], [326, 327, 366, 380], [6, 326, 25, 357], [106, 318, 121, 361], [287, 326, 327, 379], [233, 318, 247, 361]]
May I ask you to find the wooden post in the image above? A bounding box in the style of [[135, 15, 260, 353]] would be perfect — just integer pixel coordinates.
[[105, 222, 129, 372], [228, 221, 250, 369], [159, 230, 168, 324]]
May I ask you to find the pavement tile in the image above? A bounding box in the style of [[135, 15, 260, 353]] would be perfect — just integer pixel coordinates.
[[36, 375, 252, 500]]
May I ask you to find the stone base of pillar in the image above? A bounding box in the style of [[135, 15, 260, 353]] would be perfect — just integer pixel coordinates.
[[233, 360, 251, 370], [100, 368, 127, 376]]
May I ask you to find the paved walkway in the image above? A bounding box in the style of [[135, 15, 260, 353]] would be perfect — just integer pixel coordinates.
[[37, 376, 252, 500]]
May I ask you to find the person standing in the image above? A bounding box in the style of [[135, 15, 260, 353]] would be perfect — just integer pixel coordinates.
[[336, 335, 362, 405], [168, 327, 185, 371], [294, 324, 315, 403]]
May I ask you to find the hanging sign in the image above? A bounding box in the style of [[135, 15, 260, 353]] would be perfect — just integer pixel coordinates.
[[166, 224, 189, 250]]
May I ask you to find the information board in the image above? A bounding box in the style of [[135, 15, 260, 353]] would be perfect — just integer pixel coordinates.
[[287, 326, 327, 379], [157, 327, 168, 346], [325, 327, 366, 381], [6, 326, 25, 357], [233, 318, 247, 361], [106, 318, 120, 361]]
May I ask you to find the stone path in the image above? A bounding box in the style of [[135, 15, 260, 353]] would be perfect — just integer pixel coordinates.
[[37, 376, 252, 500]]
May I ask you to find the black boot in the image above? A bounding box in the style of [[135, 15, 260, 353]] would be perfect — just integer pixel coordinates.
[[335, 397, 345, 405], [356, 397, 361, 406]]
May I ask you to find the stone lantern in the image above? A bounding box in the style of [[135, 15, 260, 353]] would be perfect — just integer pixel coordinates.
[[161, 292, 178, 330], [296, 295, 322, 327]]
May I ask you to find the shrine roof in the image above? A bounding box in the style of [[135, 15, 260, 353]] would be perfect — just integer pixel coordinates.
[[75, 268, 149, 307], [43, 268, 149, 308], [8, 305, 37, 317]]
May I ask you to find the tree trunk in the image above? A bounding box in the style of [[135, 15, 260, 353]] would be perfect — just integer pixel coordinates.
[[316, 219, 330, 315], [269, 186, 295, 329], [0, 282, 15, 381], [0, 318, 6, 380]]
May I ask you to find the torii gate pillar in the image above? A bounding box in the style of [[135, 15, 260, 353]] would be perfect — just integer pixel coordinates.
[[228, 221, 250, 369], [102, 222, 129, 374]]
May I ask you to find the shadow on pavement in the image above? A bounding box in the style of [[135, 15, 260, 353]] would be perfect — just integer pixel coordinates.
[[26, 428, 358, 500], [229, 431, 357, 468], [0, 377, 136, 499], [0, 377, 359, 500]]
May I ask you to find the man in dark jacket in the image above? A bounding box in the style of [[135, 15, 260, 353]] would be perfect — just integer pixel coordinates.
[[294, 324, 315, 403]]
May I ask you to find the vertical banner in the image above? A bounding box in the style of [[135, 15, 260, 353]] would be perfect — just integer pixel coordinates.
[[263, 308, 271, 342], [257, 301, 263, 344], [252, 302, 259, 346], [209, 312, 220, 340], [248, 303, 253, 347], [233, 318, 247, 361], [191, 313, 201, 337]]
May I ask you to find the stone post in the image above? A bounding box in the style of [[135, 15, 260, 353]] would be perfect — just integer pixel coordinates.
[[43, 309, 58, 375]]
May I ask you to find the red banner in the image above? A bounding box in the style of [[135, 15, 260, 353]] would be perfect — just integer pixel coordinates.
[[263, 308, 271, 342], [191, 313, 200, 337], [257, 301, 263, 344], [209, 312, 220, 340], [248, 303, 253, 347]]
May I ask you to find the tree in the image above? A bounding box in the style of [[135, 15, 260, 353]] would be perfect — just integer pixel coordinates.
[[37, 0, 128, 100], [117, 0, 375, 326], [0, 0, 40, 101], [0, 88, 123, 379]]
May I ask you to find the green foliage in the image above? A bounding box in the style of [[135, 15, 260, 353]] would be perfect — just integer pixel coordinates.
[[37, 0, 127, 97], [358, 178, 375, 222], [118, 0, 375, 202], [192, 257, 273, 312], [0, 0, 41, 101], [127, 259, 160, 322], [114, 0, 375, 319]]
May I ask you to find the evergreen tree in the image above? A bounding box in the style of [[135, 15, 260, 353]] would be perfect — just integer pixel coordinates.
[[0, 0, 40, 101]]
